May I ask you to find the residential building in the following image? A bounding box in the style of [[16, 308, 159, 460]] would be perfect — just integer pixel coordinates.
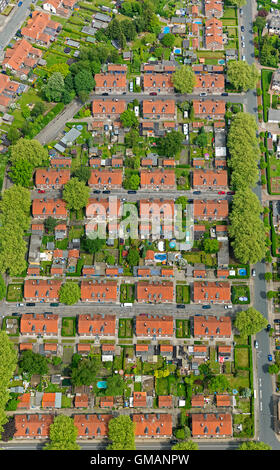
[[143, 74, 174, 93], [192, 169, 228, 189], [21, 11, 61, 46], [81, 280, 118, 302], [192, 413, 232, 438], [92, 99, 126, 119], [95, 72, 127, 94], [133, 392, 147, 407], [193, 199, 228, 220], [88, 169, 123, 189], [140, 169, 176, 190], [14, 414, 54, 439], [141, 61, 177, 73], [194, 73, 225, 94], [42, 0, 77, 16], [133, 414, 173, 438], [35, 168, 70, 189], [2, 39, 43, 79], [136, 281, 174, 303], [216, 395, 232, 407], [135, 314, 174, 337], [193, 99, 225, 119], [0, 74, 20, 111], [32, 199, 68, 219], [78, 314, 116, 336], [74, 414, 112, 438], [20, 313, 58, 336], [142, 100, 176, 120], [204, 18, 223, 50], [193, 315, 232, 337], [158, 396, 173, 408], [193, 281, 231, 304], [24, 279, 62, 302], [271, 69, 280, 93], [204, 0, 223, 18], [268, 16, 280, 35]]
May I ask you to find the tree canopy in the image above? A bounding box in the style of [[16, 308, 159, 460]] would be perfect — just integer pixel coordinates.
[[71, 356, 101, 386], [227, 61, 259, 92], [107, 415, 136, 450], [172, 440, 199, 450], [44, 415, 80, 451], [18, 350, 48, 376], [234, 307, 267, 337], [59, 282, 81, 305], [9, 138, 48, 168], [238, 441, 272, 450], [172, 65, 195, 93], [63, 178, 90, 212], [0, 332, 18, 437]]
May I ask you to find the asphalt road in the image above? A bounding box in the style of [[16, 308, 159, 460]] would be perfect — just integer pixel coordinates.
[[241, 0, 280, 449], [0, 0, 33, 52]]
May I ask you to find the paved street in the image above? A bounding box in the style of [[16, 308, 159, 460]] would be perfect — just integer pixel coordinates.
[[0, 0, 33, 52]]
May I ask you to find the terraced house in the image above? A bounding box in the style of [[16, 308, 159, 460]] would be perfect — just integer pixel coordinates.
[[2, 38, 43, 79], [94, 72, 127, 94], [78, 314, 116, 336], [35, 168, 70, 189], [21, 11, 61, 46]]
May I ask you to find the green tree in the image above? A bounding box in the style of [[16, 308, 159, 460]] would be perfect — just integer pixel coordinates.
[[159, 130, 184, 157], [63, 178, 90, 212], [228, 0, 246, 7], [44, 415, 80, 450], [123, 173, 140, 190], [0, 332, 18, 436], [238, 441, 272, 450], [195, 127, 208, 148], [9, 159, 34, 187], [0, 185, 31, 230], [203, 238, 219, 254], [161, 33, 175, 48], [268, 364, 280, 374], [71, 356, 101, 386], [10, 138, 48, 167], [254, 16, 266, 33], [0, 225, 27, 276], [59, 282, 81, 305], [264, 272, 272, 281], [105, 374, 125, 396], [127, 248, 140, 267], [7, 126, 21, 144], [107, 415, 136, 450], [44, 217, 58, 233], [74, 70, 95, 95], [172, 441, 199, 450], [19, 350, 48, 375], [31, 102, 46, 118], [208, 375, 231, 393], [234, 307, 267, 337], [0, 275, 6, 300], [81, 237, 106, 254], [172, 65, 195, 93], [120, 109, 138, 128], [43, 72, 65, 102], [48, 63, 69, 79], [227, 61, 259, 92], [74, 166, 91, 183]]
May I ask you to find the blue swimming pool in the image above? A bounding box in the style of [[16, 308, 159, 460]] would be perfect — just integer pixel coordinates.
[[238, 268, 247, 276], [97, 381, 107, 389], [218, 59, 225, 65], [163, 26, 170, 34], [193, 20, 202, 24], [174, 48, 181, 54], [154, 253, 167, 262]]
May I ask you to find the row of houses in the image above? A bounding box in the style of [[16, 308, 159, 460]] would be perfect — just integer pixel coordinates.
[[33, 167, 228, 190], [92, 99, 225, 120], [13, 412, 233, 439], [19, 312, 232, 337]]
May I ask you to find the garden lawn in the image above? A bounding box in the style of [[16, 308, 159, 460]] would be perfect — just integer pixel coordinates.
[[234, 347, 249, 369], [6, 284, 23, 302]]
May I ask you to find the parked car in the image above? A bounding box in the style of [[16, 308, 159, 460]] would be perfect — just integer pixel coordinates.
[[127, 190, 137, 194], [102, 92, 108, 96], [252, 269, 256, 277], [227, 191, 235, 195], [221, 92, 228, 96], [176, 304, 185, 309], [218, 191, 225, 195], [103, 190, 110, 194], [241, 25, 245, 32], [149, 92, 157, 96], [12, 313, 20, 317], [93, 190, 101, 194], [202, 305, 211, 309], [38, 189, 45, 194], [241, 35, 245, 41], [241, 41, 245, 48], [26, 302, 35, 307], [200, 92, 207, 97], [268, 354, 273, 362], [254, 340, 259, 349], [242, 55, 246, 61], [224, 304, 233, 309], [193, 190, 201, 195], [50, 303, 59, 307], [18, 1, 23, 6], [267, 324, 272, 332], [16, 303, 24, 307]]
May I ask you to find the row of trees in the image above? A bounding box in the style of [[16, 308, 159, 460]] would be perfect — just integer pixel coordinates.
[[227, 113, 267, 264]]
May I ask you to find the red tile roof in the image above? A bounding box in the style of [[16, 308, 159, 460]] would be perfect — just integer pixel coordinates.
[[143, 74, 173, 90], [192, 413, 232, 437], [133, 414, 172, 437], [193, 199, 228, 219], [19, 343, 33, 351], [194, 73, 224, 90], [14, 414, 53, 438], [193, 315, 232, 337], [2, 39, 42, 72], [32, 199, 67, 218], [100, 396, 114, 408], [136, 281, 174, 303], [193, 169, 227, 187], [142, 100, 176, 117], [35, 168, 70, 187], [20, 313, 59, 335], [205, 0, 223, 14], [95, 73, 127, 89], [205, 18, 223, 48], [81, 280, 118, 302], [136, 314, 173, 336], [133, 392, 147, 407], [42, 392, 56, 407], [74, 394, 89, 408], [191, 395, 205, 407], [140, 169, 176, 188], [89, 169, 123, 187], [216, 395, 231, 407], [78, 314, 116, 335], [92, 100, 126, 116], [193, 281, 231, 303], [24, 280, 62, 302], [193, 99, 225, 117], [21, 11, 60, 44], [158, 395, 172, 408], [17, 393, 31, 409], [74, 414, 112, 437]]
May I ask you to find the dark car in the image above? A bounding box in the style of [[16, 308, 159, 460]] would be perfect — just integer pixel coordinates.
[[268, 354, 273, 362], [202, 305, 211, 309], [150, 92, 157, 96], [227, 191, 235, 195], [93, 190, 101, 194], [267, 324, 272, 332], [12, 313, 20, 317], [241, 25, 245, 32], [221, 92, 228, 96], [188, 199, 193, 203], [102, 93, 109, 96], [26, 302, 35, 307], [275, 319, 280, 324], [122, 92, 127, 95], [103, 190, 110, 194], [127, 190, 137, 194], [176, 304, 185, 309], [193, 190, 201, 195], [50, 303, 59, 307]]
